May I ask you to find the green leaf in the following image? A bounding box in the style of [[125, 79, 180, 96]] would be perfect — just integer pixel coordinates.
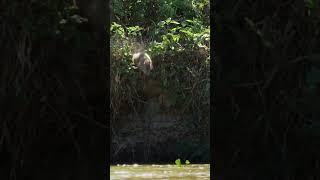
[[175, 159, 181, 166], [186, 19, 194, 23], [170, 20, 180, 24], [170, 27, 180, 33], [172, 35, 180, 42], [185, 160, 190, 165], [158, 21, 165, 27], [165, 17, 172, 23], [180, 29, 194, 37]]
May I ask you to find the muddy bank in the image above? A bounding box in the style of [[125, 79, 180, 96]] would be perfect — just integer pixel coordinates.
[[111, 91, 210, 164]]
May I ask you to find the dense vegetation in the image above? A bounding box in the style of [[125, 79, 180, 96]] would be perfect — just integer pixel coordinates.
[[110, 0, 210, 163], [214, 0, 320, 178], [0, 0, 107, 179], [3, 0, 320, 179]]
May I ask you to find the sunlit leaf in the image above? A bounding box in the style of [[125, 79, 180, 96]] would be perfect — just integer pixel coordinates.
[[175, 159, 181, 166]]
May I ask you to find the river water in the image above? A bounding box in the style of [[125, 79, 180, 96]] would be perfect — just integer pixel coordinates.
[[110, 164, 210, 179]]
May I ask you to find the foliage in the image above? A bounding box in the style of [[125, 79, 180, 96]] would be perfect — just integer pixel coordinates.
[[174, 158, 191, 166], [111, 26, 209, 113], [175, 158, 182, 166], [0, 0, 106, 178], [110, 17, 210, 100], [214, 0, 320, 178], [149, 17, 210, 54], [111, 0, 210, 163]]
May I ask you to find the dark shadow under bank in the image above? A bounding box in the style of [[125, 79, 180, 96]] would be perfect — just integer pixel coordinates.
[[110, 99, 210, 164], [111, 139, 210, 164]]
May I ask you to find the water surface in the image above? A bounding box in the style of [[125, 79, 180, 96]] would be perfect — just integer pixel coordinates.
[[110, 164, 210, 179]]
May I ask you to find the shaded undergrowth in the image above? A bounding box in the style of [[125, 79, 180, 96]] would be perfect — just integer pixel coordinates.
[[0, 1, 107, 179]]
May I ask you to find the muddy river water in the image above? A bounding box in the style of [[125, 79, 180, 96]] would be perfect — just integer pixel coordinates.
[[110, 164, 210, 179]]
